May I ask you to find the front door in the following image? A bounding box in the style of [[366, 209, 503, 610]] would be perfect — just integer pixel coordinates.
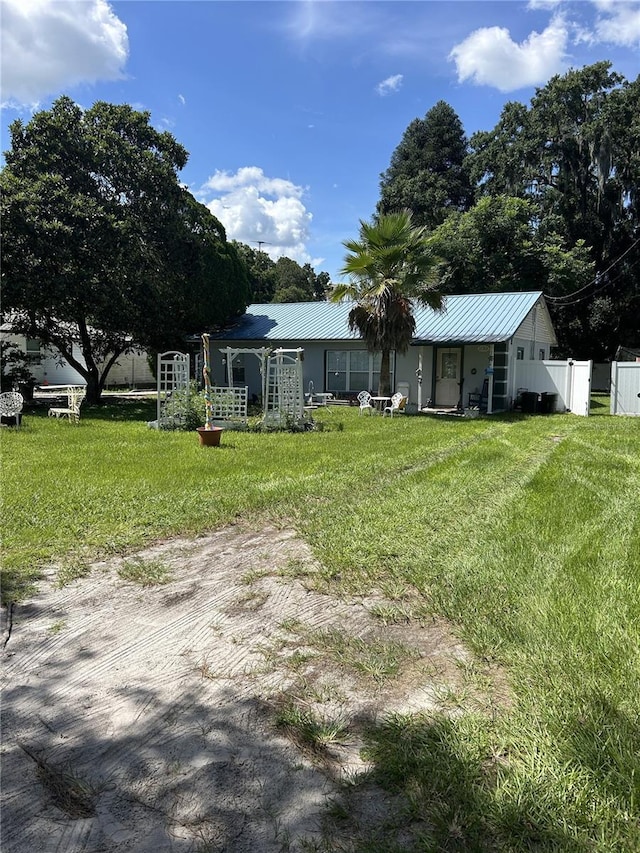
[[435, 348, 461, 407]]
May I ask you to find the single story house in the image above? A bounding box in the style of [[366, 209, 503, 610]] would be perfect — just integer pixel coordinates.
[[0, 326, 154, 390], [210, 291, 558, 413]]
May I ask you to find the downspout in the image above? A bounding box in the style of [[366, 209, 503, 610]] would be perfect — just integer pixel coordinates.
[[416, 349, 423, 410]]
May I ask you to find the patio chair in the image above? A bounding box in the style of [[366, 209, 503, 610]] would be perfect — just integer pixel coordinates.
[[383, 392, 407, 417], [48, 386, 86, 423], [357, 390, 374, 415], [0, 391, 24, 428], [467, 378, 489, 412]]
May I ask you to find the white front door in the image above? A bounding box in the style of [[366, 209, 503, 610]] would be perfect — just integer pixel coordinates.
[[435, 348, 461, 407]]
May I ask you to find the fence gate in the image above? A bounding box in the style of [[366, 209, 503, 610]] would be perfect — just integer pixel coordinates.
[[156, 351, 190, 428], [611, 362, 640, 416], [514, 359, 592, 416], [567, 360, 592, 416]]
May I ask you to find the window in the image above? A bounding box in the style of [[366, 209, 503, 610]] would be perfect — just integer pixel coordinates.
[[231, 354, 245, 385], [516, 347, 525, 360], [25, 338, 41, 362], [326, 350, 392, 393], [327, 350, 347, 391]]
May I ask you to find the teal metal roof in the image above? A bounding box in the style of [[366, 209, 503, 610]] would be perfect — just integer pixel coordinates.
[[413, 291, 543, 343], [214, 291, 546, 344]]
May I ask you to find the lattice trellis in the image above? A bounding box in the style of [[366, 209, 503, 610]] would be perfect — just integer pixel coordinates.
[[263, 348, 305, 427], [209, 386, 249, 424], [156, 351, 190, 429]]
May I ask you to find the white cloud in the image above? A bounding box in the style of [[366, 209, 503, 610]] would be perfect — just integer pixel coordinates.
[[592, 0, 640, 46], [376, 74, 404, 96], [1, 0, 128, 107], [284, 0, 377, 43], [200, 167, 316, 266], [527, 0, 564, 9], [449, 16, 569, 92], [178, 94, 186, 105]]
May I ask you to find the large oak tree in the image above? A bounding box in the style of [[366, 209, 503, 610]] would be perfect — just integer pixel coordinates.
[[378, 63, 639, 359], [467, 62, 640, 357], [1, 97, 249, 402]]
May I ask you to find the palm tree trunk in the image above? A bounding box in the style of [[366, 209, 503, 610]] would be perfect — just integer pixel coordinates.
[[378, 350, 392, 396]]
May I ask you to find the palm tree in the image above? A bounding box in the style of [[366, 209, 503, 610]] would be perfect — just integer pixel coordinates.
[[330, 210, 444, 396]]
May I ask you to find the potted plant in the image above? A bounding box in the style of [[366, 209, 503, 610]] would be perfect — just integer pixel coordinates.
[[197, 333, 224, 447]]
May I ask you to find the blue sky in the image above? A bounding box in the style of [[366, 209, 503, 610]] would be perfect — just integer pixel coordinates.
[[1, 1, 639, 283]]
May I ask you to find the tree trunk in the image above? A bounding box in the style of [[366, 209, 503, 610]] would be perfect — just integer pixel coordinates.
[[378, 350, 392, 396], [84, 370, 102, 405]]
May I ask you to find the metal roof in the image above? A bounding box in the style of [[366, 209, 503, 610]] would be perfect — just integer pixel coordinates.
[[413, 291, 543, 343], [213, 291, 546, 344]]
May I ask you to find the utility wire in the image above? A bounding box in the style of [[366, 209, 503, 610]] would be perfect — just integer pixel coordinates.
[[547, 267, 630, 307], [544, 235, 640, 304]]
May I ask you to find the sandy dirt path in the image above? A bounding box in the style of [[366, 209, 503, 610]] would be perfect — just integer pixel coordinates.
[[1, 525, 475, 852]]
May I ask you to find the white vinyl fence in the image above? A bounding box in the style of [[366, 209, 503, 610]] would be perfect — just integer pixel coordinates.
[[610, 362, 640, 416], [514, 360, 592, 416]]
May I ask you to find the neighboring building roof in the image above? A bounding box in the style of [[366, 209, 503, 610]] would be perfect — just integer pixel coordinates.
[[213, 291, 549, 345], [614, 345, 640, 361]]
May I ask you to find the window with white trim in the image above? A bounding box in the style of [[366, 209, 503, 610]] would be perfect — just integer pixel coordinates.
[[326, 350, 393, 393]]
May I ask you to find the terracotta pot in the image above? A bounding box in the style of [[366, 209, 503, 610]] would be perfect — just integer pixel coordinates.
[[196, 426, 224, 447]]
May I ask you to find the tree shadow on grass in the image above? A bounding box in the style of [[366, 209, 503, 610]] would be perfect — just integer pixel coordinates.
[[25, 397, 157, 423], [563, 691, 640, 828], [83, 398, 158, 422], [327, 712, 607, 853]]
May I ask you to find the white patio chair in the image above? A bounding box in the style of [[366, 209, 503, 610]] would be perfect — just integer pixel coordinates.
[[0, 391, 24, 428], [357, 390, 373, 415], [48, 386, 86, 423], [383, 392, 407, 417]]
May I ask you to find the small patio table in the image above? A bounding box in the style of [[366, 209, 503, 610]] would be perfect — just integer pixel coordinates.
[[315, 393, 334, 406], [370, 395, 391, 413]]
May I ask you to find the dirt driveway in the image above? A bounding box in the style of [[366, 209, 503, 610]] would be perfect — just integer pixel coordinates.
[[1, 525, 485, 852]]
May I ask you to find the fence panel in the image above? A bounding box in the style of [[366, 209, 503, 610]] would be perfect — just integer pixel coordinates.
[[610, 362, 640, 416], [514, 360, 592, 415]]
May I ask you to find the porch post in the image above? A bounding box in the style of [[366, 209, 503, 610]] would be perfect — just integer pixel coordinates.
[[417, 349, 423, 410], [487, 345, 494, 415]]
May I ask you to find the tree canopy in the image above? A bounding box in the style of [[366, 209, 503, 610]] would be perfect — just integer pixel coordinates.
[[467, 62, 640, 358], [428, 195, 595, 294], [1, 96, 249, 402], [331, 210, 443, 396], [377, 63, 640, 359], [232, 242, 331, 303], [378, 100, 474, 229]]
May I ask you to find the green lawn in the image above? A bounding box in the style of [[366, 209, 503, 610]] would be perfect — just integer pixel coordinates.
[[2, 400, 639, 851]]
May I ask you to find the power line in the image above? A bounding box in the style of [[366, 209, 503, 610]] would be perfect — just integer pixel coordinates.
[[544, 235, 640, 305], [547, 267, 629, 307]]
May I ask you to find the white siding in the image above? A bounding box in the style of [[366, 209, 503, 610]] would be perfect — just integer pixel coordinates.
[[513, 300, 557, 348], [1, 331, 153, 388], [104, 350, 155, 387]]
